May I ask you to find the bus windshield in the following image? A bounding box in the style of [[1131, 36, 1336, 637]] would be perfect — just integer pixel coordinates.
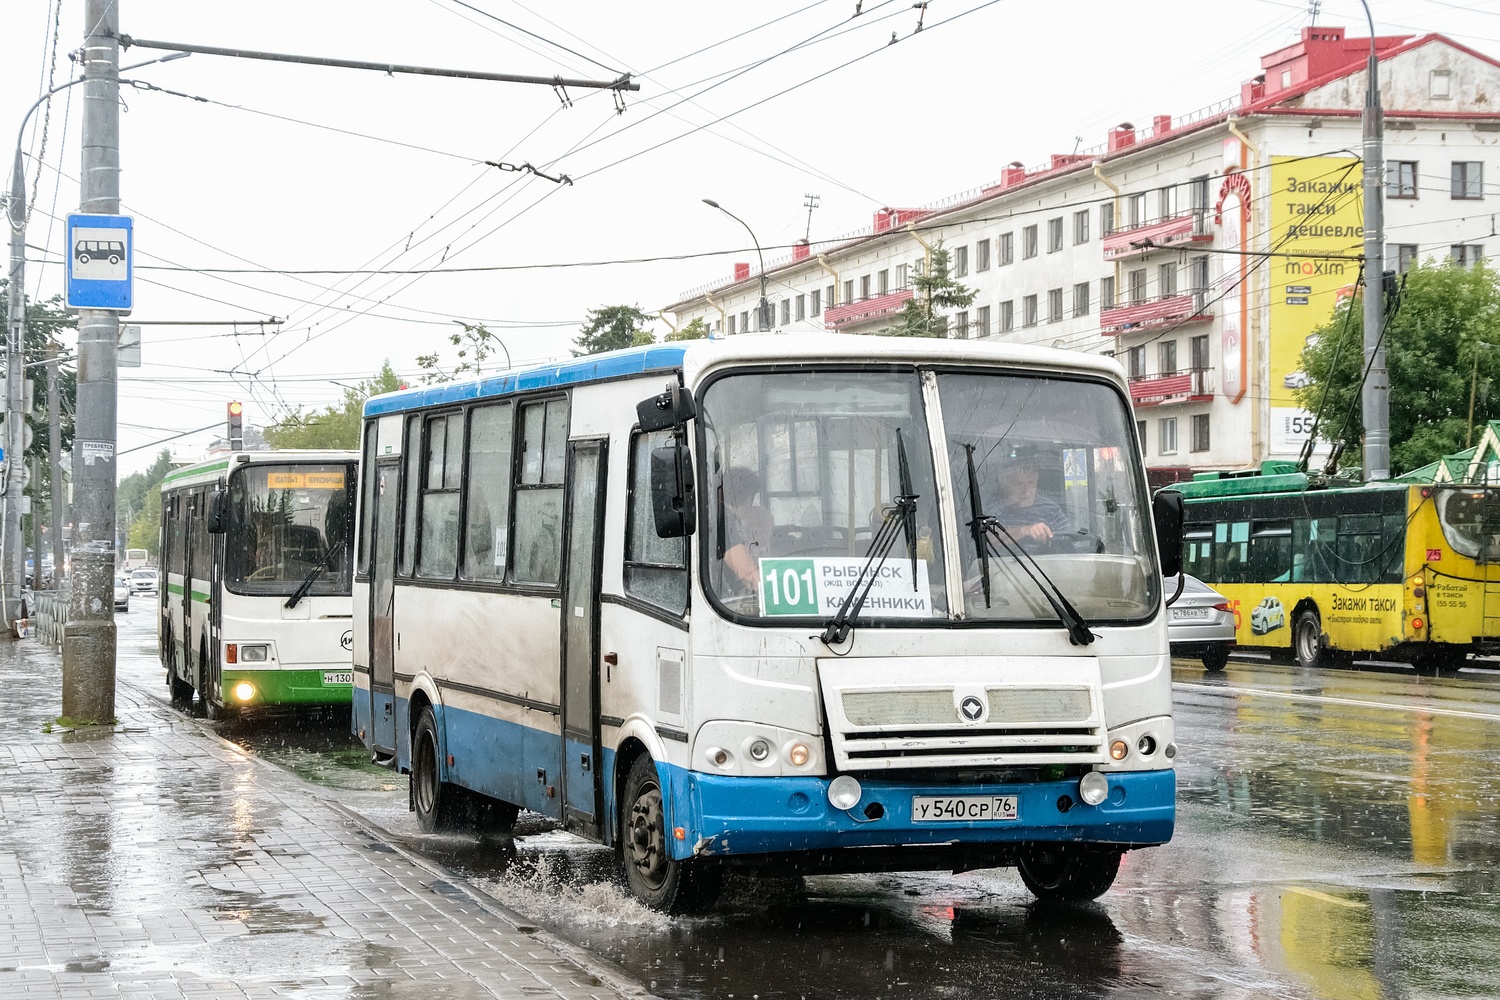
[[939, 371, 1157, 623], [700, 370, 948, 622], [225, 463, 355, 596]]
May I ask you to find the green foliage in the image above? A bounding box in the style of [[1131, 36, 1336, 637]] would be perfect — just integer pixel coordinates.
[[573, 305, 654, 355], [118, 450, 174, 558], [665, 316, 710, 342], [415, 323, 506, 384], [880, 241, 976, 338], [264, 362, 403, 451], [0, 287, 78, 548], [1296, 260, 1500, 475]]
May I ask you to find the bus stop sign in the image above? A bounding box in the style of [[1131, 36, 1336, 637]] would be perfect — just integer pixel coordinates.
[[65, 213, 133, 311]]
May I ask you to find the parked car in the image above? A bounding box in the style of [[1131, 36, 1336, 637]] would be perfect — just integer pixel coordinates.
[[1250, 595, 1286, 636], [112, 575, 131, 612], [1166, 574, 1236, 671], [129, 568, 158, 594]]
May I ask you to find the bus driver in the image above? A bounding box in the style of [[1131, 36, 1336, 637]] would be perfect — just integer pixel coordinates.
[[994, 451, 1071, 547], [722, 466, 773, 592]]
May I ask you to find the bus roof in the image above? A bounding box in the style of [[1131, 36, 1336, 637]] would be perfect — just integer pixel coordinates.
[[362, 335, 1127, 418], [159, 450, 358, 492], [1170, 460, 1409, 500]]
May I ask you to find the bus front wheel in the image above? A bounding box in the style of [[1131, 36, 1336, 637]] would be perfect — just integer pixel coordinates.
[[412, 705, 465, 833], [1016, 844, 1121, 901], [1293, 610, 1328, 669], [620, 755, 721, 914]]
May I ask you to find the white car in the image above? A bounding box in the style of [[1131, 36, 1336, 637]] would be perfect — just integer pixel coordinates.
[[1250, 596, 1285, 636], [129, 568, 158, 594], [1283, 371, 1311, 389], [112, 575, 131, 612], [1165, 574, 1236, 671]]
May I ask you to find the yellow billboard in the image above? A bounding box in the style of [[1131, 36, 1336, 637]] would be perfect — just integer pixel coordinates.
[[1268, 155, 1363, 456]]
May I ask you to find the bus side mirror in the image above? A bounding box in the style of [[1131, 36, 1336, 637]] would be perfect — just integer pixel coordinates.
[[636, 386, 695, 433], [650, 445, 696, 538], [1153, 491, 1184, 577], [207, 489, 229, 535]]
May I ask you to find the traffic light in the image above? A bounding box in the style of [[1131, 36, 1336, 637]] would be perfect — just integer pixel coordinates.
[[227, 400, 244, 451]]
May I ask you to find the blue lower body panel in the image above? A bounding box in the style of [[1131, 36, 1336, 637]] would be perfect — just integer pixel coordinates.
[[668, 767, 1175, 862]]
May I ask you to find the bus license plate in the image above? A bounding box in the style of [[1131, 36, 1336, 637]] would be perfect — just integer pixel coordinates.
[[323, 671, 353, 685], [911, 795, 1018, 822], [1171, 607, 1211, 620]]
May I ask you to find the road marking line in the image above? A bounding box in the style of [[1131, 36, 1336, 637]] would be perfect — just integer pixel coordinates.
[[1174, 681, 1500, 723]]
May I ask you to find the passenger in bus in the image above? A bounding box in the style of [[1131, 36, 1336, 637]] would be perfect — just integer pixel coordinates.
[[993, 451, 1071, 546], [722, 466, 774, 592]]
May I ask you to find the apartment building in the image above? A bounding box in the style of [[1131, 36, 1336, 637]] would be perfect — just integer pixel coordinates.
[[663, 27, 1500, 479]]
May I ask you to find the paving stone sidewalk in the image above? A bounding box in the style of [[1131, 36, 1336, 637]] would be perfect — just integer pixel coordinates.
[[0, 637, 649, 1000]]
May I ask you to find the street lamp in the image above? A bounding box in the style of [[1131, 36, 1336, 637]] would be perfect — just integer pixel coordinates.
[[703, 198, 770, 332]]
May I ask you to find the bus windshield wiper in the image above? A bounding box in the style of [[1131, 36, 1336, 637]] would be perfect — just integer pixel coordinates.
[[820, 429, 919, 646], [962, 444, 1095, 646], [285, 537, 345, 610]]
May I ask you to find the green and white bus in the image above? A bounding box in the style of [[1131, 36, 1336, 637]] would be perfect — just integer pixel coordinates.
[[159, 451, 358, 715]]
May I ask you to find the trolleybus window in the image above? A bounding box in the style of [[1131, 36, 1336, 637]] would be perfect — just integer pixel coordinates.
[[699, 370, 947, 620], [512, 398, 567, 586], [224, 464, 353, 595], [463, 402, 514, 581], [626, 429, 689, 615], [1435, 487, 1500, 563], [418, 413, 463, 579], [940, 372, 1157, 622]]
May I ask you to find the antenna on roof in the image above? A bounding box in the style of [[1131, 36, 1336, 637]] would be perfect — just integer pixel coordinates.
[[802, 193, 821, 243], [1308, 0, 1321, 24]]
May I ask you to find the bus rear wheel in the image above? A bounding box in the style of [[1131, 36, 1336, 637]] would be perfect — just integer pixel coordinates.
[[411, 705, 465, 833], [1016, 844, 1122, 901], [1293, 610, 1329, 669], [620, 755, 721, 914]]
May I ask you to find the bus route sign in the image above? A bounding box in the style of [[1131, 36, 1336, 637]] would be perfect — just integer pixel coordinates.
[[759, 557, 932, 618]]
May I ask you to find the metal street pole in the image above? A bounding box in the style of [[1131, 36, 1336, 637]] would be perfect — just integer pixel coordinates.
[[6, 148, 27, 631], [63, 0, 121, 722], [703, 199, 770, 331], [48, 341, 62, 587], [1359, 1, 1388, 481]]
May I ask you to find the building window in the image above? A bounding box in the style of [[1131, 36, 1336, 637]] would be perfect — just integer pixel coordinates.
[[1386, 160, 1418, 199], [1101, 202, 1115, 236], [897, 263, 908, 288], [1137, 419, 1148, 457], [1159, 340, 1178, 376], [826, 283, 836, 308], [1158, 185, 1177, 220], [780, 299, 791, 325], [975, 239, 991, 272], [953, 246, 968, 277], [1048, 217, 1064, 253], [1452, 244, 1484, 267], [1452, 161, 1484, 200], [796, 294, 806, 321], [976, 305, 991, 337], [1191, 414, 1211, 453], [1159, 417, 1178, 455], [1126, 346, 1145, 379], [1023, 225, 1038, 259], [1128, 268, 1147, 306], [860, 274, 871, 300], [1190, 175, 1210, 213], [727, 314, 736, 335], [1128, 192, 1147, 227], [740, 311, 750, 333], [878, 269, 890, 295], [843, 279, 854, 304], [1431, 69, 1453, 99], [954, 310, 969, 338], [1192, 255, 1210, 302], [1073, 210, 1089, 245], [1000, 300, 1014, 333], [999, 232, 1015, 265], [1190, 334, 1209, 370], [1047, 288, 1063, 323], [1073, 281, 1090, 316], [1158, 261, 1178, 297], [1100, 275, 1116, 309], [1023, 294, 1038, 327], [1394, 244, 1418, 273]]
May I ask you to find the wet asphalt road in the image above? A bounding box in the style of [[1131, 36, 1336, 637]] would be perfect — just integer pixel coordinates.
[[116, 603, 1500, 999]]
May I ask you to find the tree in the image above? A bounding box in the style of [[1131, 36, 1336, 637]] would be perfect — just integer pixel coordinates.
[[1295, 260, 1500, 475], [264, 362, 403, 450], [882, 241, 976, 338], [573, 305, 655, 355], [415, 322, 506, 384], [664, 316, 709, 342]]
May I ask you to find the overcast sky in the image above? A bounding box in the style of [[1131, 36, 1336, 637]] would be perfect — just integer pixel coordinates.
[[2, 0, 1498, 475]]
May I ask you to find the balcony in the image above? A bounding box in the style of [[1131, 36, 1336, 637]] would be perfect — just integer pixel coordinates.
[[1102, 211, 1213, 260], [823, 288, 914, 329], [1128, 368, 1214, 406], [1101, 292, 1213, 336]]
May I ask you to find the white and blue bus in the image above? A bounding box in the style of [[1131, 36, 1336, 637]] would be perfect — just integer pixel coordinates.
[[353, 336, 1183, 912]]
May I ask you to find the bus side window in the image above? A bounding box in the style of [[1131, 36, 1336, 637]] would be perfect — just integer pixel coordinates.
[[463, 402, 514, 581], [1183, 524, 1213, 578], [1250, 520, 1292, 582], [625, 430, 689, 615], [418, 413, 464, 580], [1337, 514, 1382, 584], [358, 419, 378, 576], [513, 398, 567, 586], [399, 416, 421, 577], [1214, 521, 1249, 583]]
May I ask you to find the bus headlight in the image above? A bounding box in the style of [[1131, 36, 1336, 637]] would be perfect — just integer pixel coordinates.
[[233, 681, 257, 703], [748, 739, 771, 762], [827, 775, 862, 810], [1078, 771, 1109, 806], [240, 644, 269, 662]]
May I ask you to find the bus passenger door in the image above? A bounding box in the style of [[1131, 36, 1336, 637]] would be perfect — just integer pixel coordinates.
[[560, 438, 607, 837], [368, 459, 401, 755]]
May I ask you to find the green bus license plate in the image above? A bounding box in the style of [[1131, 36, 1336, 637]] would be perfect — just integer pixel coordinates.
[[322, 671, 353, 685], [911, 795, 1018, 822]]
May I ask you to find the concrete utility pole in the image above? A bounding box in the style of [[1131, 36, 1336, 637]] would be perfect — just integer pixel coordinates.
[[63, 0, 121, 722], [48, 343, 62, 588], [1359, 2, 1389, 481], [6, 142, 27, 630]]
